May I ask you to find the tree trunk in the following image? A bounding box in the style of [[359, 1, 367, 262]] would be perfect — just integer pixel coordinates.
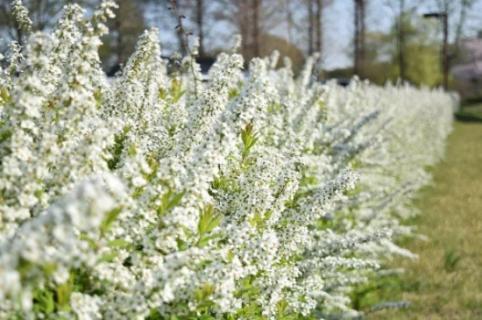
[[354, 0, 366, 77], [360, 0, 366, 73], [196, 0, 205, 57], [354, 0, 360, 75], [398, 0, 405, 80], [252, 0, 261, 57], [442, 13, 449, 90], [308, 0, 314, 55], [285, 0, 294, 43], [315, 0, 322, 54], [453, 0, 473, 63], [238, 1, 250, 57]]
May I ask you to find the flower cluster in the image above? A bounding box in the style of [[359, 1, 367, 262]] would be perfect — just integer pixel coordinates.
[[0, 1, 455, 319]]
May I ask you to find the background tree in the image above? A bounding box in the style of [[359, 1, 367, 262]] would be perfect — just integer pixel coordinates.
[[212, 0, 265, 61], [306, 0, 326, 55], [441, 0, 477, 76], [353, 0, 367, 76], [142, 0, 216, 58], [308, 0, 314, 54], [1, 0, 479, 91], [383, 0, 418, 81], [425, 0, 477, 88], [397, 0, 407, 80], [100, 0, 146, 73], [387, 14, 443, 86], [195, 0, 206, 57]]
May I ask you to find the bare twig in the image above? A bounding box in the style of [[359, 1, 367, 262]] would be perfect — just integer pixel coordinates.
[[168, 0, 199, 97]]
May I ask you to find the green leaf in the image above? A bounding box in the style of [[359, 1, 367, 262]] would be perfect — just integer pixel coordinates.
[[42, 263, 57, 277], [158, 87, 167, 100], [0, 128, 12, 144], [171, 78, 184, 103], [127, 144, 137, 157], [107, 126, 130, 170], [99, 252, 117, 263], [146, 308, 162, 320], [267, 102, 282, 113], [248, 211, 272, 230], [157, 189, 185, 216], [56, 275, 74, 311], [210, 175, 239, 194], [194, 283, 215, 302], [0, 87, 10, 104], [100, 207, 122, 236], [228, 88, 240, 99], [197, 204, 223, 246], [108, 238, 131, 249], [198, 204, 222, 236], [94, 89, 103, 108], [80, 232, 99, 250], [144, 155, 160, 182], [241, 122, 258, 162], [197, 233, 223, 248], [33, 288, 55, 314]]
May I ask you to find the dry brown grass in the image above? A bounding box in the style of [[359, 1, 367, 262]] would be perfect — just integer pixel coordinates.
[[365, 115, 482, 319]]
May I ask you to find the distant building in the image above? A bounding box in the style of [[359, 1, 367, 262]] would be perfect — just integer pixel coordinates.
[[451, 33, 482, 100]]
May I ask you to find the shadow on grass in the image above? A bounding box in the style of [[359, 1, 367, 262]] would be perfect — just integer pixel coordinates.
[[455, 104, 482, 122], [454, 112, 482, 122]]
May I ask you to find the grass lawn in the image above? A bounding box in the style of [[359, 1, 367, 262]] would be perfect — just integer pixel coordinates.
[[362, 105, 482, 319]]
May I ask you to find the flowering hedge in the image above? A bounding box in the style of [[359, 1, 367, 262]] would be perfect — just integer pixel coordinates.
[[0, 1, 455, 319]]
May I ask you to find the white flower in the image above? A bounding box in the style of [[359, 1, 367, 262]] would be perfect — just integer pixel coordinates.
[[71, 292, 103, 320]]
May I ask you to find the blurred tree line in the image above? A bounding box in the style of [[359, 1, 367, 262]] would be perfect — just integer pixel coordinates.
[[0, 0, 480, 88]]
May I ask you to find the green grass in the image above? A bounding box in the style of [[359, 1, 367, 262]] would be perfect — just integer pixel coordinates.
[[362, 106, 482, 319]]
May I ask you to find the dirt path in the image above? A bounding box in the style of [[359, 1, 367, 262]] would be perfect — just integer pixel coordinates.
[[367, 118, 482, 319]]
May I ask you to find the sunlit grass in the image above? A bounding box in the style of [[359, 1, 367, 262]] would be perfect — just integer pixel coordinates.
[[364, 110, 482, 319]]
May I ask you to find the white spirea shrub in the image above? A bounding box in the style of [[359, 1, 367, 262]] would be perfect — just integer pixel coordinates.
[[0, 2, 455, 319]]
